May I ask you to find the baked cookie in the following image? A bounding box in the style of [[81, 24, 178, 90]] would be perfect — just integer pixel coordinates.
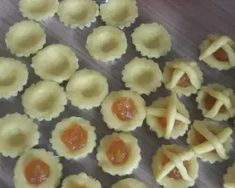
[[223, 163, 235, 188]]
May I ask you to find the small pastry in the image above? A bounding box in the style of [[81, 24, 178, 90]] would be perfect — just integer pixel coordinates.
[[86, 26, 127, 62], [146, 94, 190, 139], [66, 69, 109, 110], [152, 144, 199, 188], [100, 0, 138, 28], [22, 80, 67, 121], [50, 117, 96, 159], [97, 132, 141, 176], [58, 0, 98, 29], [32, 44, 79, 83], [163, 59, 203, 96], [14, 149, 62, 188], [187, 120, 233, 163], [223, 163, 235, 188], [101, 90, 146, 132], [62, 172, 102, 188], [196, 84, 235, 121], [19, 0, 59, 21], [122, 57, 163, 95], [111, 178, 147, 188], [199, 34, 235, 70], [0, 113, 39, 158], [132, 23, 172, 59], [5, 20, 46, 57], [0, 57, 28, 99]]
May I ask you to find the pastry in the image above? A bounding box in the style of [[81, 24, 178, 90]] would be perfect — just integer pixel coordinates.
[[14, 149, 62, 188], [196, 84, 235, 121], [0, 113, 39, 158], [66, 69, 109, 110], [146, 94, 190, 139], [111, 178, 147, 188], [5, 20, 46, 57], [86, 26, 127, 62], [0, 57, 28, 99], [62, 172, 102, 188], [132, 23, 172, 59], [19, 0, 59, 21], [223, 163, 235, 188], [187, 120, 233, 163], [101, 90, 146, 132], [100, 0, 138, 28], [97, 132, 141, 176], [50, 117, 96, 159], [32, 44, 79, 83], [199, 34, 235, 70], [152, 144, 199, 188], [22, 80, 67, 121], [122, 57, 163, 95], [58, 0, 98, 29], [163, 59, 203, 96]]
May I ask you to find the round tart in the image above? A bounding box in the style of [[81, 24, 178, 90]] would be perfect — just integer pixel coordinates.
[[196, 84, 235, 121], [66, 69, 109, 110], [51, 117, 96, 159], [86, 26, 127, 62], [19, 0, 59, 21], [223, 163, 235, 188], [152, 144, 199, 188], [131, 23, 172, 59], [0, 113, 39, 158], [97, 132, 141, 176], [146, 94, 190, 139], [22, 80, 67, 121], [111, 178, 147, 188], [199, 34, 235, 70], [32, 44, 79, 83], [0, 57, 28, 99], [187, 120, 233, 163], [62, 172, 102, 188], [122, 57, 163, 95], [14, 148, 62, 188], [163, 59, 203, 96], [101, 90, 146, 132], [5, 20, 46, 57], [100, 0, 138, 28], [58, 0, 98, 29]]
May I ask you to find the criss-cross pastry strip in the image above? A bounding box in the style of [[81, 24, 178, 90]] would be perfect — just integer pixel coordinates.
[[147, 94, 190, 139], [157, 149, 194, 182], [199, 35, 235, 70], [166, 62, 201, 90], [205, 87, 232, 118], [191, 123, 232, 160]]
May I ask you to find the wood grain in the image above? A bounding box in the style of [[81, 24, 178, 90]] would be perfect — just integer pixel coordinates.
[[0, 0, 235, 187]]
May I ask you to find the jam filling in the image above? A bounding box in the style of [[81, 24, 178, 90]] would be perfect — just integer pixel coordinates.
[[177, 73, 191, 87], [213, 48, 229, 62], [204, 94, 226, 112]]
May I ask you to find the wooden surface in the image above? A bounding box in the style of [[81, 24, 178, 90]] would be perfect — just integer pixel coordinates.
[[0, 0, 235, 187]]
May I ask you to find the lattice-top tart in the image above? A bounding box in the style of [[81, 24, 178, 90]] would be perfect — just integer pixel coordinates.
[[97, 132, 141, 176], [14, 149, 62, 188], [100, 0, 138, 28], [51, 117, 96, 159], [187, 120, 233, 163], [146, 94, 190, 139], [163, 59, 203, 96], [199, 34, 235, 70], [152, 144, 199, 188], [111, 178, 147, 188], [101, 90, 146, 132]]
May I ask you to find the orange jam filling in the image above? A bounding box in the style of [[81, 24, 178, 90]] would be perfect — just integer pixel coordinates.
[[24, 159, 50, 185], [61, 124, 88, 152], [204, 94, 226, 112], [157, 117, 180, 129], [112, 97, 137, 121], [193, 131, 207, 145], [213, 48, 229, 62], [162, 154, 189, 180], [177, 73, 191, 87], [106, 138, 130, 165]]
